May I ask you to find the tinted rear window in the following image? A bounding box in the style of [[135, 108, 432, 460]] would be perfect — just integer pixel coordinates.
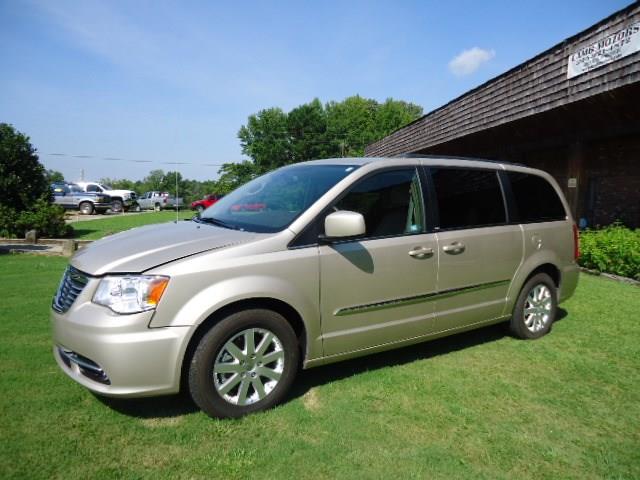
[[507, 172, 566, 223], [431, 168, 506, 230]]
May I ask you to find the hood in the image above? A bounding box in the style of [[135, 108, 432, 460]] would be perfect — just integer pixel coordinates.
[[106, 189, 135, 197], [71, 220, 264, 275]]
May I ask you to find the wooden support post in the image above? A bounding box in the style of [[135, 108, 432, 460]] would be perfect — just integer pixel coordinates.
[[566, 141, 584, 220]]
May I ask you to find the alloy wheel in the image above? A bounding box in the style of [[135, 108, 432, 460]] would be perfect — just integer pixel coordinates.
[[213, 328, 285, 406], [523, 284, 552, 333]]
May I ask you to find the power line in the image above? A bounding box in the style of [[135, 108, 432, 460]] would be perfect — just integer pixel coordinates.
[[44, 152, 234, 167]]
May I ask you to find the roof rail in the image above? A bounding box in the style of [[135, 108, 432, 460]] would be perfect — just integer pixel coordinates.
[[390, 153, 525, 167]]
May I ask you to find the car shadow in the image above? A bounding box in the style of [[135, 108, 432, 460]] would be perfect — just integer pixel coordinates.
[[97, 308, 569, 419], [287, 321, 508, 401], [94, 390, 199, 418]]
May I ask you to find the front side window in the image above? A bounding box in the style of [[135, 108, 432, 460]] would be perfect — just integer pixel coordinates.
[[200, 164, 359, 233], [334, 168, 424, 238], [507, 172, 566, 223], [431, 168, 506, 230], [86, 184, 100, 193]]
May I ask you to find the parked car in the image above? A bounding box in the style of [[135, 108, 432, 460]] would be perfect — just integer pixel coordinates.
[[137, 191, 184, 211], [51, 183, 112, 215], [52, 157, 579, 419], [75, 182, 137, 213], [191, 194, 224, 214]]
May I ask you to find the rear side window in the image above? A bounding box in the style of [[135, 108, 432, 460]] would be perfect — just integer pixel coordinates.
[[507, 172, 566, 223], [431, 168, 506, 230]]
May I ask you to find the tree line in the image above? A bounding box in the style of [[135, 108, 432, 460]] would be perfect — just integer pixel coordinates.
[[103, 95, 422, 201]]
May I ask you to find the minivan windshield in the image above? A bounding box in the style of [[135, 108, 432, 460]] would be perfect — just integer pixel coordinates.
[[199, 164, 359, 233]]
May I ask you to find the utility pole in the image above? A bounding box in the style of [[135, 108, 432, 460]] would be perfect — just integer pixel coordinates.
[[175, 170, 179, 223]]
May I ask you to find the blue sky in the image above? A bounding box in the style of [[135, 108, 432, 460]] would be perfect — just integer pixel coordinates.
[[0, 0, 631, 182]]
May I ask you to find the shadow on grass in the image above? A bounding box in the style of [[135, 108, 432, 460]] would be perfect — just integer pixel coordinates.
[[97, 308, 568, 419], [290, 307, 568, 400], [69, 228, 101, 238], [95, 390, 199, 418]]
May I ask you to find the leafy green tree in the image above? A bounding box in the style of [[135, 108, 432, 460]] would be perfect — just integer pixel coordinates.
[[45, 169, 65, 184], [237, 96, 422, 169], [0, 123, 49, 211], [288, 98, 332, 162], [143, 169, 166, 192], [0, 124, 70, 238], [238, 108, 291, 172], [215, 161, 260, 194]]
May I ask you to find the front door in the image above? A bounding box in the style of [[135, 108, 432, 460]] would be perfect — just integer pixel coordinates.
[[320, 168, 439, 356]]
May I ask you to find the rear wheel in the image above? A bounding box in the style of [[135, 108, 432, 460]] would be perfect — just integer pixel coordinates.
[[510, 273, 557, 339], [188, 309, 299, 419], [79, 201, 94, 215], [154, 203, 161, 212]]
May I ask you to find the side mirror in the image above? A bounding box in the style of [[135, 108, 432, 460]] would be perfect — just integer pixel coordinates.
[[322, 210, 365, 241]]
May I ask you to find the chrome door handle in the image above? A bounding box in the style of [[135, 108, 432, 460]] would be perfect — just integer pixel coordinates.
[[442, 242, 466, 254], [408, 246, 434, 258]]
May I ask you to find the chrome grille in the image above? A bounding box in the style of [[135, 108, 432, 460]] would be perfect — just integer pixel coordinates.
[[52, 266, 89, 313]]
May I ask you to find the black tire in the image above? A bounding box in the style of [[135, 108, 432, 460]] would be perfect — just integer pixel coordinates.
[[132, 203, 141, 212], [79, 201, 94, 215], [154, 203, 161, 212], [111, 199, 124, 213], [188, 309, 299, 419], [510, 273, 557, 340]]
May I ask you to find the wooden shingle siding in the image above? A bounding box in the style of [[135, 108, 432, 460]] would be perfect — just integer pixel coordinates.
[[366, 4, 640, 157]]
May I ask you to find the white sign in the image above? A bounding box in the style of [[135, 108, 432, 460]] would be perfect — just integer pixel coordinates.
[[567, 22, 640, 79], [568, 178, 577, 189]]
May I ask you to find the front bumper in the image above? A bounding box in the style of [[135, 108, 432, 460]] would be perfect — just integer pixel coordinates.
[[51, 296, 191, 397]]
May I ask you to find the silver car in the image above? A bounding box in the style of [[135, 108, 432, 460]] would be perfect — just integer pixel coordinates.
[[52, 157, 579, 418]]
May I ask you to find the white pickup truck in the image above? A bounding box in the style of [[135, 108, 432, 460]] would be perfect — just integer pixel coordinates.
[[137, 191, 184, 211], [75, 182, 138, 213]]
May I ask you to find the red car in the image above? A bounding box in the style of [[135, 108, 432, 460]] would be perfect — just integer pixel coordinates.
[[191, 194, 224, 214]]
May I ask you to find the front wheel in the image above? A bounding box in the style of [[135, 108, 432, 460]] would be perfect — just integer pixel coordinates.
[[510, 273, 557, 339], [111, 199, 124, 213], [188, 309, 299, 419]]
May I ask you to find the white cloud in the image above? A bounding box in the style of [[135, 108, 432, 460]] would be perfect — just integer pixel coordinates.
[[448, 47, 495, 76]]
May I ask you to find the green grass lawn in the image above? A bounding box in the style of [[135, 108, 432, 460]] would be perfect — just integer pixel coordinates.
[[69, 210, 194, 240], [1, 255, 638, 479]]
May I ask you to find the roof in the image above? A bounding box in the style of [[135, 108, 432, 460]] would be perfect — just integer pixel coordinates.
[[297, 155, 538, 172]]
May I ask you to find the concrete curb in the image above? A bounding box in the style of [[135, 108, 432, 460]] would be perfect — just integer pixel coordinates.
[[0, 238, 94, 257]]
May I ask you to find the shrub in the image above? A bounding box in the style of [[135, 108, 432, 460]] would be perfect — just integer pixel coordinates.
[[579, 223, 640, 280], [0, 204, 19, 237], [0, 198, 72, 239], [0, 123, 49, 211]]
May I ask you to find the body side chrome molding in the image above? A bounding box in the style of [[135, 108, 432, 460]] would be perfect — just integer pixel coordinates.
[[334, 279, 511, 317]]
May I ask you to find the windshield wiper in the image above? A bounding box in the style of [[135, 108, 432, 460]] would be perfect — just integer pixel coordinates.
[[196, 216, 240, 230]]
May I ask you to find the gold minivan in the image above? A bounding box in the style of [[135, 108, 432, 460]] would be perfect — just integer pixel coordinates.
[[52, 157, 580, 418]]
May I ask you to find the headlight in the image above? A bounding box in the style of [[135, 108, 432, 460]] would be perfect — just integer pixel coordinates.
[[93, 275, 169, 314]]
